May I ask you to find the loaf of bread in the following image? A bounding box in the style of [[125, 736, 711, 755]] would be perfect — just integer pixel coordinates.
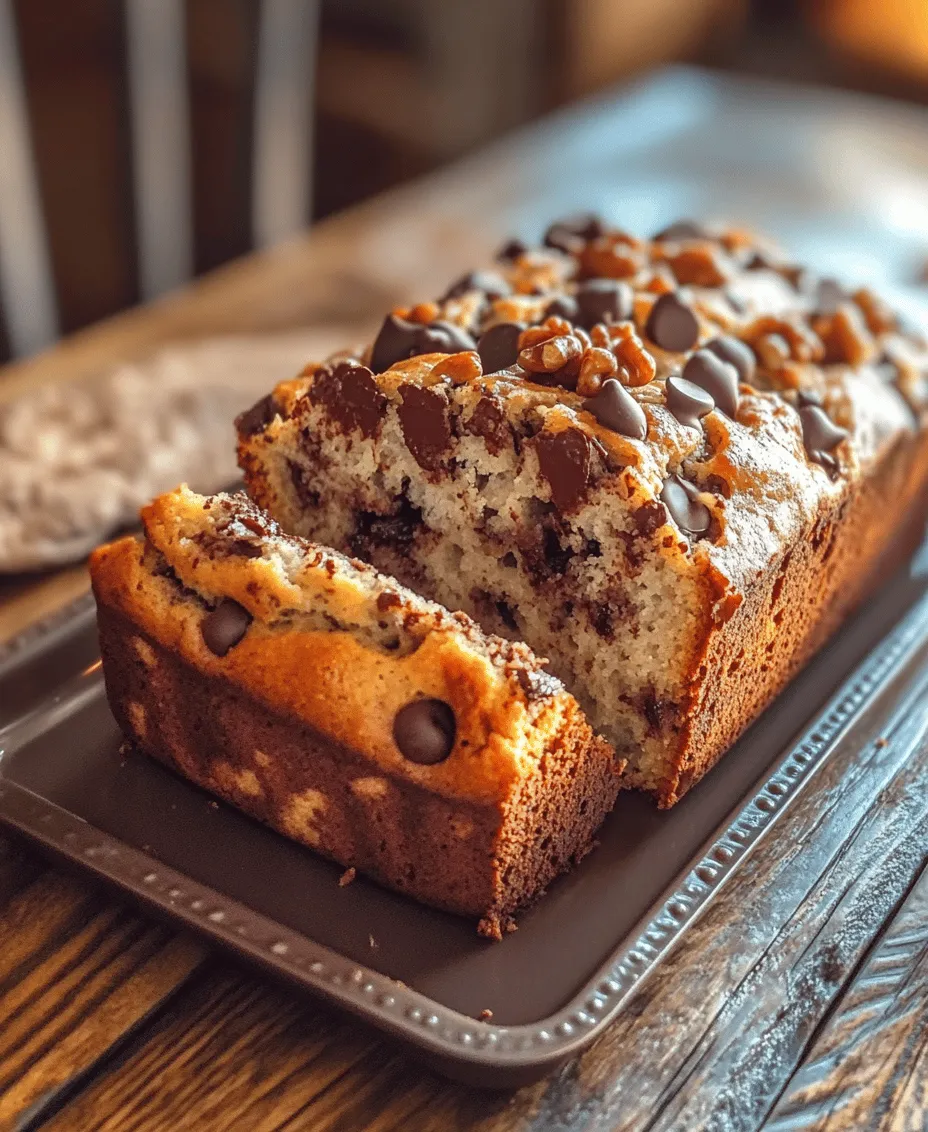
[[238, 217, 928, 806], [89, 485, 620, 937]]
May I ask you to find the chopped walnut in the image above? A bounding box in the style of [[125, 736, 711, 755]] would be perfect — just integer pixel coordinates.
[[744, 315, 824, 363], [661, 242, 733, 288], [589, 321, 656, 387], [508, 252, 569, 296], [812, 304, 877, 367], [753, 333, 793, 370], [643, 266, 677, 295], [403, 302, 441, 325], [576, 346, 618, 396], [518, 317, 574, 350], [851, 288, 898, 337], [579, 235, 643, 280], [519, 335, 582, 375], [429, 350, 483, 385]]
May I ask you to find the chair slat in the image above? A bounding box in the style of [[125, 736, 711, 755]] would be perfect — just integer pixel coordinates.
[[252, 0, 319, 249], [0, 0, 58, 356], [125, 0, 193, 300]]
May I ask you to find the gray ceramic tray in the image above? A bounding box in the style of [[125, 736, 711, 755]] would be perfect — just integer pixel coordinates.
[[1, 551, 928, 1087]]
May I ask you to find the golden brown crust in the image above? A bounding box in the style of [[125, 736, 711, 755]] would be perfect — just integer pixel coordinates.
[[235, 219, 928, 806], [89, 487, 621, 932]]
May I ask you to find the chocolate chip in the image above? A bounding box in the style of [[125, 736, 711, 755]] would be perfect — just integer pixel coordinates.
[[543, 213, 605, 254], [654, 220, 705, 242], [311, 361, 386, 438], [645, 292, 699, 352], [576, 278, 634, 329], [477, 322, 524, 373], [415, 319, 477, 356], [666, 375, 714, 428], [544, 294, 579, 322], [798, 404, 847, 470], [797, 389, 822, 408], [201, 599, 252, 657], [659, 475, 711, 538], [582, 378, 647, 440], [683, 350, 740, 418], [465, 396, 510, 455], [442, 270, 511, 301], [397, 384, 451, 471], [536, 427, 593, 511], [370, 313, 421, 372], [235, 393, 279, 437], [704, 335, 755, 385], [393, 699, 456, 764], [496, 237, 529, 262]]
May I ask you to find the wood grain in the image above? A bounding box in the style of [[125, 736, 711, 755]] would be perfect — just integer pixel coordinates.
[[765, 864, 928, 1132], [0, 868, 206, 1132], [37, 967, 450, 1132]]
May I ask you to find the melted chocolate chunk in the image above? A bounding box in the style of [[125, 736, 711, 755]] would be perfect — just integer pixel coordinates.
[[371, 315, 476, 373], [477, 322, 524, 373], [683, 349, 740, 418], [666, 375, 714, 428], [370, 313, 421, 372], [236, 393, 279, 437], [653, 220, 706, 242], [442, 270, 511, 301], [465, 396, 510, 455], [704, 335, 755, 385], [415, 320, 477, 355], [201, 599, 252, 657], [582, 378, 647, 440], [544, 294, 579, 322], [311, 361, 386, 438], [350, 499, 423, 557], [536, 428, 593, 512], [576, 278, 634, 328], [659, 475, 711, 538], [397, 384, 451, 471], [798, 404, 847, 470], [393, 699, 456, 764], [543, 212, 605, 254], [645, 292, 699, 352]]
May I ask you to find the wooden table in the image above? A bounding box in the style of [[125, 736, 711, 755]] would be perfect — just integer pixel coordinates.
[[2, 69, 928, 1131]]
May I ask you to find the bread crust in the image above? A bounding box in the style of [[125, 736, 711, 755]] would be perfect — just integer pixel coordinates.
[[236, 222, 928, 804], [90, 488, 620, 934]]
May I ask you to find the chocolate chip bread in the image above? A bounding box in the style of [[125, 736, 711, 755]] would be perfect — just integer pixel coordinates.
[[89, 485, 620, 937], [238, 217, 928, 806]]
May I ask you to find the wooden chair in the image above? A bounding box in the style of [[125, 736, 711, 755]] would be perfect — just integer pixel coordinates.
[[0, 0, 319, 358]]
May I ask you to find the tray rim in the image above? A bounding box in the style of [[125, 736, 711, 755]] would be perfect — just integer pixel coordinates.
[[1, 591, 928, 1086]]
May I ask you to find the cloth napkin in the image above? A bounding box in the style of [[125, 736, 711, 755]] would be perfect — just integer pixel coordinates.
[[0, 331, 349, 572]]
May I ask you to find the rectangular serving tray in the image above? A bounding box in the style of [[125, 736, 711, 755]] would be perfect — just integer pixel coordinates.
[[2, 550, 928, 1087]]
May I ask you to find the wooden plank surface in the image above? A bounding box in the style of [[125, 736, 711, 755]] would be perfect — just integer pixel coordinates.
[[17, 692, 928, 1131], [766, 865, 928, 1132]]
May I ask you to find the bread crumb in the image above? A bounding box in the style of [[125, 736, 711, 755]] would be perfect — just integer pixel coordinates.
[[875, 737, 889, 748], [338, 866, 356, 887], [208, 800, 219, 810], [369, 934, 379, 949], [478, 1008, 493, 1022]]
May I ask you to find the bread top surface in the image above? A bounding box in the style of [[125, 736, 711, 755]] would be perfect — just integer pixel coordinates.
[[238, 220, 927, 601], [90, 486, 607, 805]]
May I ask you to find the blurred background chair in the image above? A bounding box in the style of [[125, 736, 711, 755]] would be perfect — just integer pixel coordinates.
[[0, 0, 927, 366]]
